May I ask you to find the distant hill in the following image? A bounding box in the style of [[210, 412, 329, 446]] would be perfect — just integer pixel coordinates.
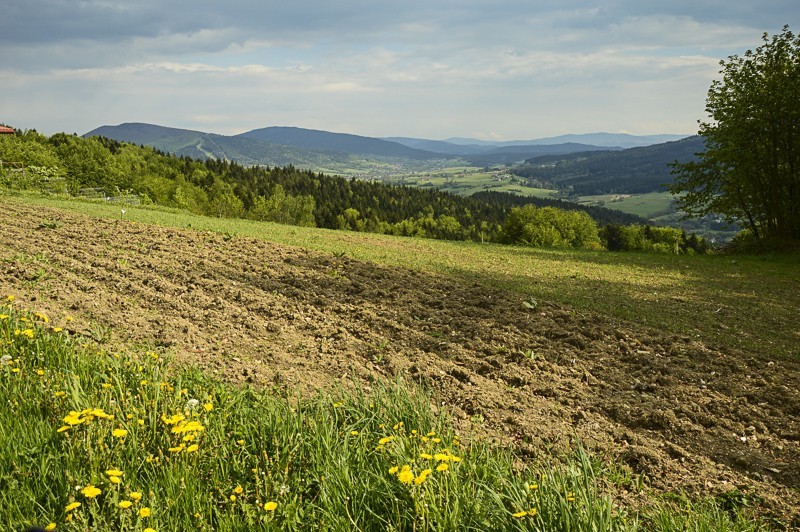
[[513, 136, 705, 195], [384, 136, 619, 164], [86, 123, 212, 153], [84, 122, 442, 172], [443, 132, 688, 149], [237, 127, 440, 160], [460, 143, 616, 166]]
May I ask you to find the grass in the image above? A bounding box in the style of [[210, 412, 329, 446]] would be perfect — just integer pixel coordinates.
[[0, 299, 770, 531], [5, 194, 799, 360], [576, 192, 675, 219]]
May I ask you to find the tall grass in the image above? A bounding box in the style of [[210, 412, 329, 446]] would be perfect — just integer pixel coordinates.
[[1, 299, 637, 531]]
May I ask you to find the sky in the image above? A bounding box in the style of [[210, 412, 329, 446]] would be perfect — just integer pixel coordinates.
[[1, 1, 797, 140]]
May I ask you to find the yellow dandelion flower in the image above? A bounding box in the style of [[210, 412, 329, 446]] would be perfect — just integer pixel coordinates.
[[388, 466, 399, 474], [233, 485, 243, 495], [57, 426, 70, 433], [203, 402, 213, 412], [139, 507, 151, 517], [350, 430, 359, 436], [378, 436, 394, 445], [129, 491, 142, 501], [112, 429, 128, 438], [528, 508, 538, 517], [102, 383, 112, 389], [237, 439, 245, 445], [55, 391, 67, 398], [264, 501, 278, 511], [414, 468, 432, 485], [89, 408, 113, 419], [11, 368, 20, 373], [186, 444, 199, 453], [45, 523, 56, 531], [420, 453, 433, 460], [119, 500, 132, 509], [162, 413, 185, 425], [397, 466, 414, 484], [64, 502, 81, 512], [168, 444, 184, 453], [143, 528, 156, 532], [53, 327, 63, 333], [137, 419, 145, 426], [36, 369, 44, 376], [512, 510, 528, 518], [34, 312, 49, 323], [109, 476, 122, 484], [65, 315, 73, 322], [567, 493, 576, 502], [172, 420, 204, 434], [81, 484, 101, 498], [229, 494, 237, 502], [436, 463, 449, 472], [6, 295, 14, 302], [528, 483, 538, 490], [333, 402, 343, 408]]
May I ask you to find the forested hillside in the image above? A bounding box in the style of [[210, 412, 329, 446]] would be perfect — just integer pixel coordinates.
[[1, 129, 704, 252], [514, 136, 704, 194]]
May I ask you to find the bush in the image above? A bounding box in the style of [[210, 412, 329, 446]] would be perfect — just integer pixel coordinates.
[[501, 205, 601, 249]]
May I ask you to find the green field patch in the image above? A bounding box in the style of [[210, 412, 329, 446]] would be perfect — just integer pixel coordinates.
[[577, 192, 675, 219], [396, 167, 558, 198]]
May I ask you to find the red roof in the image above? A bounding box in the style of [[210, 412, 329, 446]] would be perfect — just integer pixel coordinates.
[[0, 126, 15, 134]]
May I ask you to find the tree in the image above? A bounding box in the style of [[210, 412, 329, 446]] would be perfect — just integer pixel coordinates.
[[670, 26, 800, 241]]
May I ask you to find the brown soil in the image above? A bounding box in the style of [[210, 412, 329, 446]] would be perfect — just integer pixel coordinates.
[[2, 201, 798, 525]]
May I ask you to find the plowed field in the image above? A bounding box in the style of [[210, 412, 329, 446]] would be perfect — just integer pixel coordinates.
[[1, 199, 798, 524]]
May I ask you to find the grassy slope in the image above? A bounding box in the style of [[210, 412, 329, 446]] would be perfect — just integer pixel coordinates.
[[15, 195, 800, 360]]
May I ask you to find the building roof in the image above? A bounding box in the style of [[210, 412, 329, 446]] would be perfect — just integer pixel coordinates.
[[0, 126, 15, 134]]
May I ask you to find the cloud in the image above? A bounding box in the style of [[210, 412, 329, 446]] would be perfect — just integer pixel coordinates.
[[2, 1, 797, 138]]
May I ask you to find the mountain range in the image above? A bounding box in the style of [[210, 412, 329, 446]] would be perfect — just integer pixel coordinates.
[[85, 123, 689, 171]]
